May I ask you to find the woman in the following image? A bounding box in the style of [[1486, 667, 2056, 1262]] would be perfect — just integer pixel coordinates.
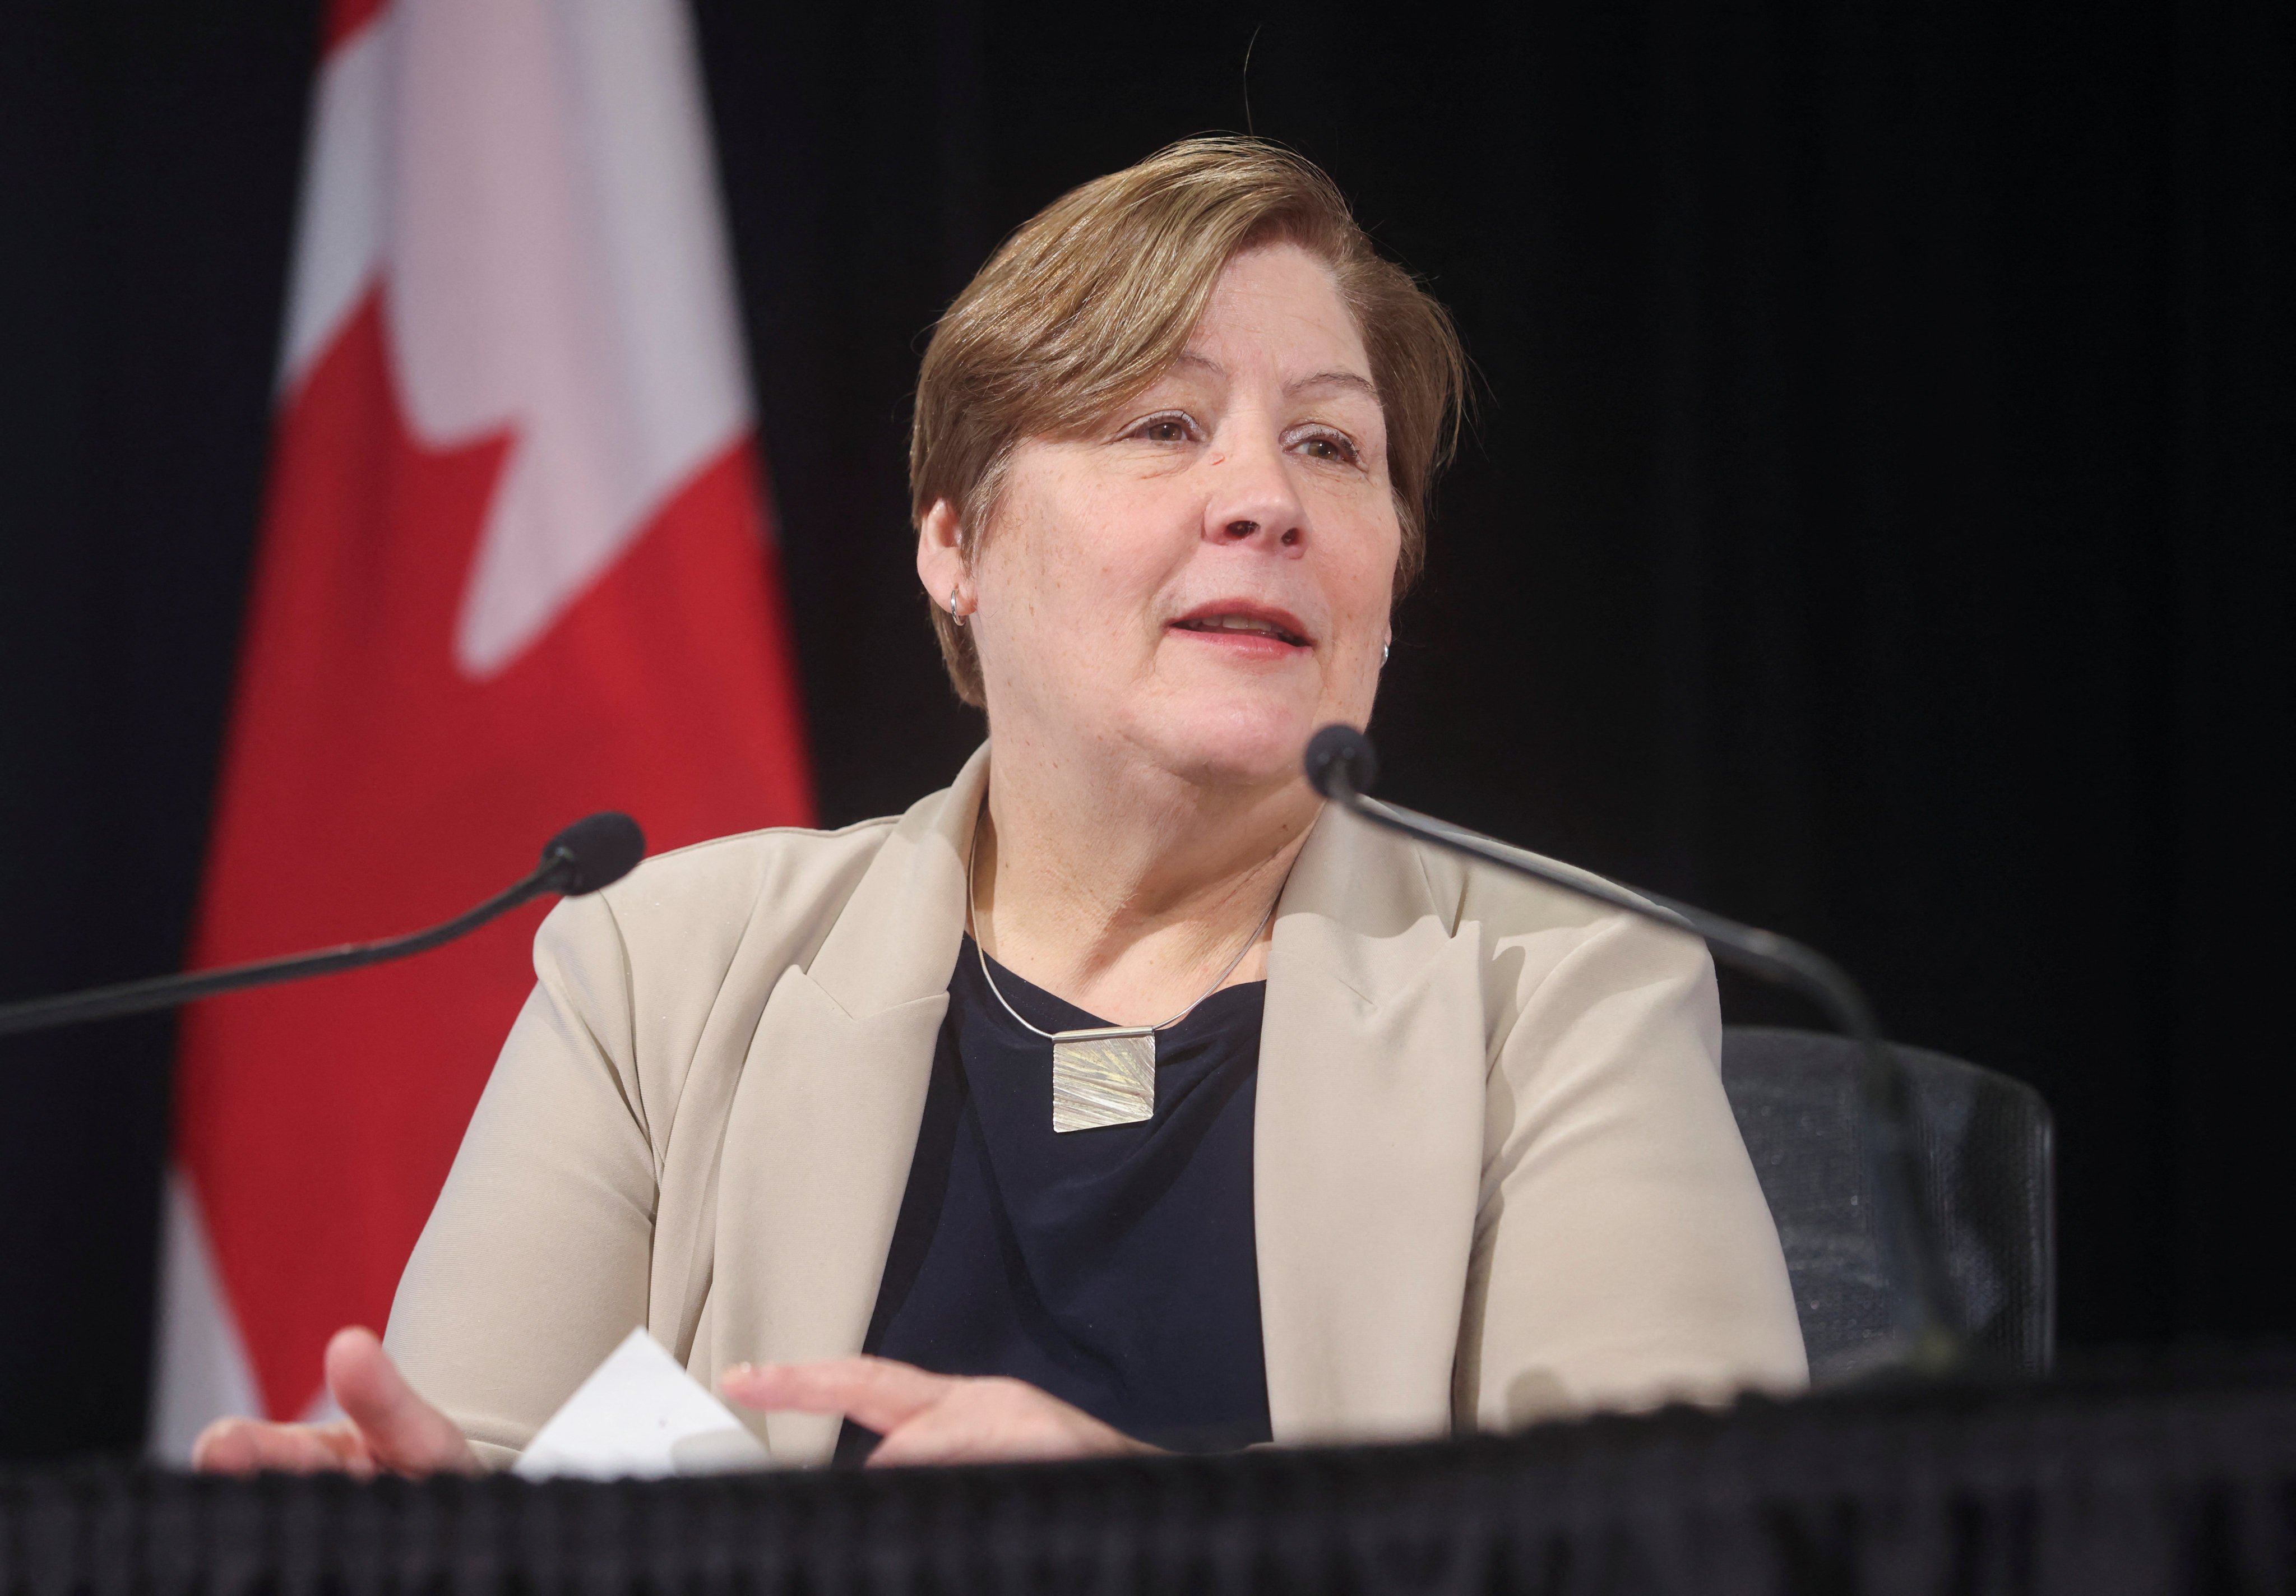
[[195, 137, 1804, 1478]]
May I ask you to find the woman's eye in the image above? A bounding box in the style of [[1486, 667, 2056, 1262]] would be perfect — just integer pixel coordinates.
[[1297, 433, 1360, 465], [1132, 415, 1193, 443]]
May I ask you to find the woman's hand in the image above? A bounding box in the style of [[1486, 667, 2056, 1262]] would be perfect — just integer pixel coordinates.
[[191, 1326, 480, 1479], [721, 1356, 1156, 1467]]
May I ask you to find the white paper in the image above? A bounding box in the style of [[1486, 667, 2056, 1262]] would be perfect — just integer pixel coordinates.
[[512, 1326, 773, 1480]]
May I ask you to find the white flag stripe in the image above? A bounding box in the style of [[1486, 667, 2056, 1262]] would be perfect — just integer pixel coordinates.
[[156, 17, 394, 1462], [149, 1171, 263, 1463], [277, 12, 391, 394]]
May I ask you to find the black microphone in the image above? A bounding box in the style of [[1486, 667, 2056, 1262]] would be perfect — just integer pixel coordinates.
[[0, 812, 645, 1040], [1305, 725, 1962, 1375]]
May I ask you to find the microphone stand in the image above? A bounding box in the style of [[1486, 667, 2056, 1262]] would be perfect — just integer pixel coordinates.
[[1309, 734, 1963, 1376], [0, 813, 644, 1040]]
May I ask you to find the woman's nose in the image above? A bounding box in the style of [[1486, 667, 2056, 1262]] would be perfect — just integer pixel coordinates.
[[1204, 442, 1306, 553]]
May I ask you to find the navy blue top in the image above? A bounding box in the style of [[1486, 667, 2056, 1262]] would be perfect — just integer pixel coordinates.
[[836, 936, 1271, 1460]]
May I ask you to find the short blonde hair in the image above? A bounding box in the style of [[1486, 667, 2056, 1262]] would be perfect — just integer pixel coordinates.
[[911, 136, 1467, 707]]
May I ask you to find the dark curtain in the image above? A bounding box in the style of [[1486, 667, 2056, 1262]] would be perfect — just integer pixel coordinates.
[[0, 0, 2286, 1460], [0, 4, 313, 1459]]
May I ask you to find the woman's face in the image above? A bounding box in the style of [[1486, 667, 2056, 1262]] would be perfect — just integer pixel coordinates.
[[947, 242, 1401, 793]]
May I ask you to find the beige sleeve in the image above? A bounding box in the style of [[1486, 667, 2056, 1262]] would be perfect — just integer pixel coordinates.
[[383, 892, 658, 1470], [1457, 912, 1808, 1429]]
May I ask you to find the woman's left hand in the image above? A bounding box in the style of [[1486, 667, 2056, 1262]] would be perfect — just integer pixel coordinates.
[[720, 1356, 1156, 1467]]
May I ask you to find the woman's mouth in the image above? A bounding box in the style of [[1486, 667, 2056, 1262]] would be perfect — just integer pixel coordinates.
[[1169, 609, 1312, 649]]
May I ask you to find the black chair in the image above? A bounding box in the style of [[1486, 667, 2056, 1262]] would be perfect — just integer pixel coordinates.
[[1719, 1025, 2056, 1381]]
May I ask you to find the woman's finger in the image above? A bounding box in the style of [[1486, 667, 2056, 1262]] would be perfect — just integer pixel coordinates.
[[863, 1380, 1143, 1468], [191, 1417, 376, 1478], [720, 1356, 955, 1435], [322, 1326, 481, 1476], [863, 1404, 1005, 1468]]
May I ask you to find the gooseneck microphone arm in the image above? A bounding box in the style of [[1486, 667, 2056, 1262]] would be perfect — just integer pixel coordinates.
[[1303, 725, 1962, 1376], [0, 812, 646, 1040]]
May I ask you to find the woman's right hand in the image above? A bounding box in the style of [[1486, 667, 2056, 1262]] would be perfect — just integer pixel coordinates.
[[191, 1326, 480, 1479]]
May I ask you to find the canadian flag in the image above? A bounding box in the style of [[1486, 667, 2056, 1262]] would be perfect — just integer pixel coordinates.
[[150, 0, 812, 1454]]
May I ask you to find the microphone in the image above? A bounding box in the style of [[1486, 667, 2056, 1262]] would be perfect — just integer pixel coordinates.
[[1304, 725, 1962, 1375], [0, 812, 645, 1040]]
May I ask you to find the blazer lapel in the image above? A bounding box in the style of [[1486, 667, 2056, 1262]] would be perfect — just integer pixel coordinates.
[[1256, 802, 1489, 1444], [706, 747, 989, 1463]]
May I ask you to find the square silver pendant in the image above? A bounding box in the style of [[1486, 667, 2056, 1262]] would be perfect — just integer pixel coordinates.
[[1050, 1025, 1157, 1132]]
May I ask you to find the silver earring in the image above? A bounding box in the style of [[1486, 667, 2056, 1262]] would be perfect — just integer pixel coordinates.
[[1382, 639, 1391, 665], [950, 586, 966, 627]]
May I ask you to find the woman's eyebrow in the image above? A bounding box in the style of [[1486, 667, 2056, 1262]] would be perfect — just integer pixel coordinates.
[[1158, 354, 1377, 406], [1285, 370, 1378, 403]]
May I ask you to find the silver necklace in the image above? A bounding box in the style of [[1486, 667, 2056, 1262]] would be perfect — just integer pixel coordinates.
[[967, 816, 1276, 1134]]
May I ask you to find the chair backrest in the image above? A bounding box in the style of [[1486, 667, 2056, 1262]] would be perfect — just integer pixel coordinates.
[[1719, 1025, 2056, 1381]]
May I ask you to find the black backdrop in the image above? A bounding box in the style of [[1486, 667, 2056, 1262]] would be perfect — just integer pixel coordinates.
[[0, 0, 2287, 1460]]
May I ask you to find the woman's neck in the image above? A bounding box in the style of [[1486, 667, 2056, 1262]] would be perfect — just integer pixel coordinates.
[[971, 732, 1318, 1028]]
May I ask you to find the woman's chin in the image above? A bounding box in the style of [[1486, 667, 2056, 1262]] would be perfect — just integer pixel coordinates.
[[1126, 697, 1340, 793]]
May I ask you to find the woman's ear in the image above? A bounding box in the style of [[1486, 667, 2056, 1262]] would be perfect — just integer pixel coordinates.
[[916, 499, 968, 614]]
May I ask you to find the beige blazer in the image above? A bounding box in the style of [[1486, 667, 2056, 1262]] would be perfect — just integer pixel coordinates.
[[387, 746, 1806, 1468]]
